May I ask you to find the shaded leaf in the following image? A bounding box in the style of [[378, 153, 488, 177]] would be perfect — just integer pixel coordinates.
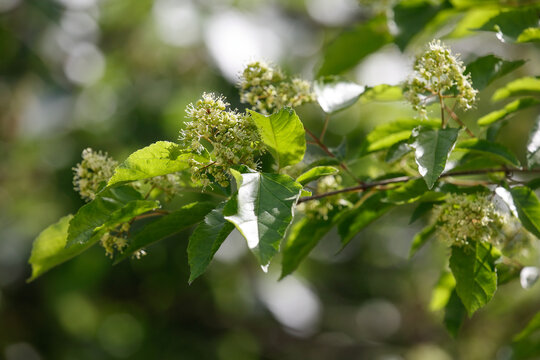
[[449, 241, 500, 316], [409, 223, 436, 258], [477, 7, 540, 42], [492, 77, 540, 101], [409, 201, 439, 224], [411, 127, 459, 189], [527, 115, 540, 169], [466, 54, 525, 90], [249, 108, 306, 169], [478, 98, 540, 126], [296, 166, 339, 186], [224, 171, 303, 267], [108, 141, 198, 187], [317, 17, 391, 76], [314, 77, 365, 113], [454, 139, 520, 167], [115, 202, 216, 264], [386, 178, 444, 205], [511, 186, 540, 239], [444, 289, 467, 337], [385, 141, 412, 163], [514, 312, 540, 342], [187, 202, 235, 283]]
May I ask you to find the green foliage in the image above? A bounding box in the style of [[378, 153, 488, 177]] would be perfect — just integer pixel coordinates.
[[314, 77, 365, 113], [454, 139, 520, 167], [492, 77, 540, 101], [296, 166, 339, 185], [511, 186, 540, 239], [477, 7, 540, 42], [477, 98, 540, 126], [409, 223, 436, 258], [527, 115, 540, 169], [466, 55, 525, 91]]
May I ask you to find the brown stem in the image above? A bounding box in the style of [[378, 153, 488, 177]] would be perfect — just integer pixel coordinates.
[[320, 115, 330, 142], [133, 209, 170, 221], [439, 91, 446, 129], [444, 104, 475, 138]]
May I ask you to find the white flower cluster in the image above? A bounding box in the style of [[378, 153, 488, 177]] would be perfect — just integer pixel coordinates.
[[73, 148, 118, 201], [404, 40, 477, 119], [100, 223, 130, 258], [433, 193, 506, 246], [180, 93, 263, 187], [238, 61, 315, 115], [297, 175, 351, 220]]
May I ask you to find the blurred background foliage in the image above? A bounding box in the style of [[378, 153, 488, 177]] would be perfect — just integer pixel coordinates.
[[1, 0, 540, 359]]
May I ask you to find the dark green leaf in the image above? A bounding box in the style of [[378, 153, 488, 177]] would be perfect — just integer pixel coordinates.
[[338, 192, 394, 246], [108, 141, 199, 187], [409, 201, 439, 224], [409, 224, 436, 258], [444, 289, 467, 337], [454, 139, 520, 167], [411, 127, 459, 189], [224, 171, 303, 267], [317, 17, 391, 76], [385, 178, 444, 205], [296, 166, 339, 185], [492, 77, 540, 101], [115, 202, 216, 264], [187, 202, 235, 283], [466, 55, 525, 91], [497, 260, 522, 285], [511, 186, 540, 239], [477, 8, 540, 42], [478, 98, 540, 126], [527, 115, 540, 169], [449, 242, 500, 316], [385, 141, 412, 163], [249, 108, 306, 169], [314, 77, 365, 113], [514, 312, 540, 342], [280, 216, 335, 279]]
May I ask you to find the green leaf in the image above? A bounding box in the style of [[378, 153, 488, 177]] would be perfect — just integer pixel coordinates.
[[317, 17, 391, 76], [338, 192, 394, 246], [28, 215, 94, 281], [385, 141, 412, 163], [430, 271, 456, 312], [466, 54, 525, 90], [511, 186, 540, 239], [477, 8, 540, 42], [444, 289, 467, 337], [449, 241, 500, 317], [527, 115, 540, 169], [66, 187, 157, 247], [517, 27, 540, 43], [187, 202, 235, 283], [454, 139, 520, 167], [411, 127, 459, 189], [514, 312, 540, 342], [107, 141, 198, 187], [115, 202, 216, 264], [447, 7, 500, 38], [296, 166, 339, 186], [478, 98, 540, 126], [314, 77, 365, 113], [359, 84, 403, 102], [249, 108, 306, 169], [361, 119, 440, 154], [280, 216, 335, 279], [385, 178, 444, 205], [409, 201, 439, 224], [224, 171, 303, 267], [492, 77, 540, 101], [409, 223, 436, 258]]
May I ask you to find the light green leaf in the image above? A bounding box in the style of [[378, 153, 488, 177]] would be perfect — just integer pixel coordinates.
[[224, 171, 303, 267], [280, 216, 334, 279], [187, 202, 235, 283], [455, 139, 520, 167], [430, 271, 456, 312], [296, 166, 339, 185], [477, 8, 540, 42], [107, 141, 198, 187], [447, 7, 500, 38], [478, 98, 540, 126], [249, 108, 306, 169], [449, 241, 500, 317], [28, 215, 94, 281], [359, 84, 403, 102], [317, 16, 391, 76], [518, 27, 540, 43], [66, 186, 158, 247], [466, 55, 525, 90], [492, 77, 540, 101], [314, 77, 365, 113], [338, 192, 394, 246], [411, 127, 460, 189], [409, 223, 436, 258], [527, 115, 540, 169], [444, 289, 467, 337], [361, 119, 440, 154], [114, 202, 216, 264], [511, 186, 540, 239]]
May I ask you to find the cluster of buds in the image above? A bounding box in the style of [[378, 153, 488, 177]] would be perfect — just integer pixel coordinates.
[[100, 222, 130, 258], [180, 93, 263, 187], [404, 40, 477, 119], [297, 175, 351, 220], [139, 174, 185, 201], [238, 61, 315, 115], [73, 148, 118, 201], [433, 193, 506, 246]]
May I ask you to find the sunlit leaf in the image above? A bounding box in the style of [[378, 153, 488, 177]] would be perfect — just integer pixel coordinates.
[[447, 7, 500, 38], [511, 186, 540, 239], [411, 127, 459, 189], [492, 77, 540, 101], [314, 77, 365, 113], [249, 108, 306, 170], [478, 98, 540, 126], [296, 166, 339, 185], [359, 84, 403, 102], [527, 115, 540, 169], [430, 271, 456, 312], [466, 54, 525, 90], [517, 27, 540, 43]]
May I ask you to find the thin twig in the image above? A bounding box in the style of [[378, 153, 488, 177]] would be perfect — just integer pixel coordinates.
[[444, 104, 475, 138], [320, 115, 330, 142], [439, 91, 446, 128]]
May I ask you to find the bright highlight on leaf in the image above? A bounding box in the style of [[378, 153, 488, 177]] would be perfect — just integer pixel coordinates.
[[492, 77, 540, 101], [314, 77, 365, 113]]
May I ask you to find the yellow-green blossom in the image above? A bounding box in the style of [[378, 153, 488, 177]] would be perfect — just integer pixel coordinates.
[[297, 175, 351, 220], [73, 148, 118, 201]]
